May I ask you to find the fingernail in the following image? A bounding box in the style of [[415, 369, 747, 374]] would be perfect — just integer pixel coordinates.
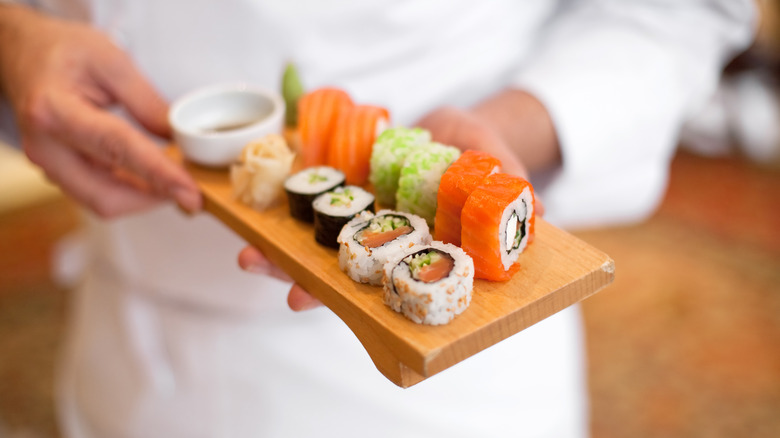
[[297, 299, 323, 311], [246, 259, 271, 274], [173, 187, 202, 212]]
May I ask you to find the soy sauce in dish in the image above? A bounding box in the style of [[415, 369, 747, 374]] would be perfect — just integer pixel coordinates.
[[202, 119, 259, 133]]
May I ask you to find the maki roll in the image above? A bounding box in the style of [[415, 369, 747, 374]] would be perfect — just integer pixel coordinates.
[[461, 173, 535, 281], [298, 88, 354, 167], [434, 150, 501, 246], [312, 186, 375, 248], [369, 127, 432, 208], [396, 142, 460, 227], [327, 105, 390, 186], [284, 166, 345, 222], [383, 242, 474, 325], [337, 210, 431, 286]]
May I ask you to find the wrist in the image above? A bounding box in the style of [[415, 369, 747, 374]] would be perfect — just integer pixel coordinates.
[[470, 89, 561, 173]]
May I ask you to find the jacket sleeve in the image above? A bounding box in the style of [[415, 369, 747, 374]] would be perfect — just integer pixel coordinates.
[[514, 0, 756, 228], [0, 32, 17, 147], [0, 0, 29, 146]]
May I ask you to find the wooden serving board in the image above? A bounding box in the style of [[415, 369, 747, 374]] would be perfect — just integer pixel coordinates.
[[172, 148, 615, 388]]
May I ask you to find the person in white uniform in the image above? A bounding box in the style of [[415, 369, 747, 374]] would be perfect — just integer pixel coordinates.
[[0, 1, 755, 437]]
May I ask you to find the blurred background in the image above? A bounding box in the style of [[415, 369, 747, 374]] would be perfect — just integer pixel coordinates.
[[1, 2, 779, 437]]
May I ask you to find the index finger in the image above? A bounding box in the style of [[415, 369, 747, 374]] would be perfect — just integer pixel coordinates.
[[50, 92, 202, 211], [470, 129, 529, 179], [91, 44, 172, 138], [450, 121, 528, 179]]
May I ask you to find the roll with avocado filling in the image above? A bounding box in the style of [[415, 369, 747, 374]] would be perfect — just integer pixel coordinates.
[[312, 185, 374, 248], [284, 166, 345, 222]]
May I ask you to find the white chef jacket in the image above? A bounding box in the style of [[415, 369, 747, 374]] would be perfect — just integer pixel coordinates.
[[1, 1, 754, 437]]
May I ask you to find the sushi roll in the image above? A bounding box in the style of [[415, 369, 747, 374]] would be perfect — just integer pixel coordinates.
[[461, 173, 535, 281], [284, 166, 345, 222], [434, 150, 501, 246], [328, 105, 390, 186], [396, 142, 460, 227], [337, 210, 431, 286], [369, 127, 432, 208], [312, 186, 375, 248], [383, 241, 474, 325], [298, 88, 354, 167]]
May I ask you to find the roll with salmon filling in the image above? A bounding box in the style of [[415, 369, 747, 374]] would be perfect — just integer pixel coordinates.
[[382, 242, 474, 325], [461, 173, 535, 281], [338, 210, 431, 286]]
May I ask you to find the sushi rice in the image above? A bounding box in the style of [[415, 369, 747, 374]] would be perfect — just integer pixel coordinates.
[[338, 210, 431, 286], [460, 172, 535, 281], [498, 186, 534, 271], [383, 241, 474, 325], [284, 166, 345, 222], [312, 185, 375, 248]]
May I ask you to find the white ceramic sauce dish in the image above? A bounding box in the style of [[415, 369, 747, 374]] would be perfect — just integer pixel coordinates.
[[169, 83, 285, 167]]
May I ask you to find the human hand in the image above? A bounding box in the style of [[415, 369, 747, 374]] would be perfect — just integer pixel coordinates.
[[415, 92, 561, 216], [0, 5, 201, 218], [416, 105, 530, 178], [238, 246, 323, 311]]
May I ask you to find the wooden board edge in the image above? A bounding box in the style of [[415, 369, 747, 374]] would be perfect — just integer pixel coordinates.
[[421, 256, 615, 378]]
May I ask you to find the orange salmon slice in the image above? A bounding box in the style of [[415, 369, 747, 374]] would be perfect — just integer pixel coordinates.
[[359, 226, 413, 248], [416, 255, 454, 283]]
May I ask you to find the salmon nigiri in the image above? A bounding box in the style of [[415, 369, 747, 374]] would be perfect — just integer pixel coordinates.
[[460, 173, 535, 281], [327, 104, 390, 185], [298, 88, 354, 167], [434, 150, 501, 246]]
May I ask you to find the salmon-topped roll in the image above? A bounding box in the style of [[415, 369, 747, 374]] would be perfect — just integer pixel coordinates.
[[327, 105, 390, 186], [382, 241, 474, 325], [461, 173, 535, 281], [298, 87, 354, 167], [434, 150, 501, 245], [338, 210, 431, 286]]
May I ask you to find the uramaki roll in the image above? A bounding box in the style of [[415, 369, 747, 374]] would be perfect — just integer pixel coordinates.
[[383, 242, 474, 325], [337, 210, 431, 286], [434, 150, 501, 246], [460, 173, 535, 281]]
